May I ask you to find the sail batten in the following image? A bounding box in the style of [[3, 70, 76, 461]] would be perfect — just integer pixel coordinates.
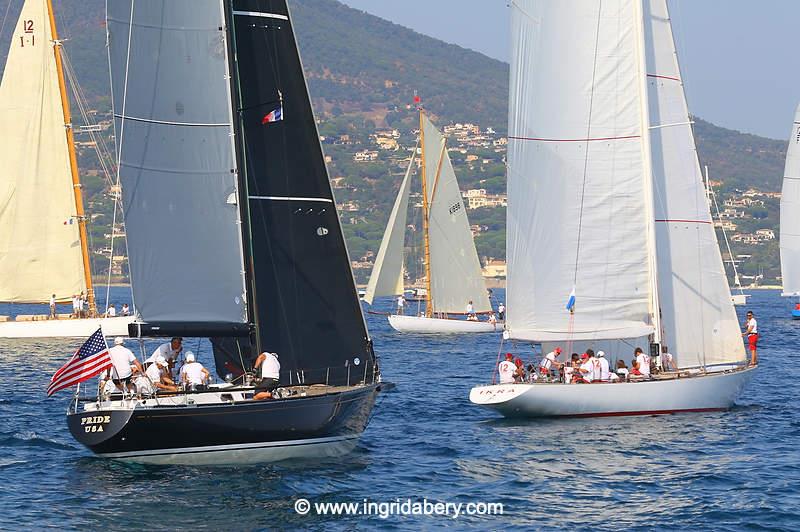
[[0, 0, 86, 303], [780, 104, 800, 296]]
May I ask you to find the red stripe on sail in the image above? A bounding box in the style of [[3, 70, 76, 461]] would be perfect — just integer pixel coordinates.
[[655, 219, 712, 224], [508, 135, 641, 142]]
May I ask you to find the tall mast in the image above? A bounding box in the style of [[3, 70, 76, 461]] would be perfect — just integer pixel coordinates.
[[46, 0, 96, 316], [418, 107, 433, 317], [634, 0, 661, 345]]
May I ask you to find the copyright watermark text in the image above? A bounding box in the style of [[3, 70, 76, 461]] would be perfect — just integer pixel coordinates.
[[294, 497, 504, 519]]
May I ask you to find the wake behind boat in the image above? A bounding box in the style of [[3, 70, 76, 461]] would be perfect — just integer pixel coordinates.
[[364, 104, 498, 334], [62, 0, 385, 464], [470, 0, 754, 418]]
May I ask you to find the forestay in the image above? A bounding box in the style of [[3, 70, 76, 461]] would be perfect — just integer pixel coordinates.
[[107, 0, 247, 323], [0, 0, 85, 303], [506, 0, 654, 342], [644, 0, 744, 368], [421, 115, 491, 314], [780, 104, 800, 297], [363, 152, 415, 304]]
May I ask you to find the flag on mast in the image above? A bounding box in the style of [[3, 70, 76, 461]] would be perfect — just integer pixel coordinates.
[[566, 287, 576, 313], [47, 329, 111, 396]]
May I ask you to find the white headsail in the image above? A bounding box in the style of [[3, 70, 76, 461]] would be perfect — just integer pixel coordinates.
[[780, 104, 800, 297], [644, 0, 745, 369], [363, 152, 415, 304], [506, 0, 655, 342], [107, 0, 247, 323], [0, 0, 85, 303], [421, 115, 491, 314]]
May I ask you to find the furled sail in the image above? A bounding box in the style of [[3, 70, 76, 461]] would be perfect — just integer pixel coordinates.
[[228, 0, 374, 385], [363, 152, 415, 305], [421, 114, 491, 314], [0, 0, 85, 303], [644, 0, 745, 368], [780, 104, 800, 297], [505, 0, 655, 342], [107, 0, 248, 325]]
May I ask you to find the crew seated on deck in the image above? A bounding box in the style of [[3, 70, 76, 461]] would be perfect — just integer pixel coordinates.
[[144, 337, 183, 376], [180, 352, 210, 390], [136, 355, 178, 394], [253, 351, 280, 401], [616, 360, 630, 381], [498, 353, 515, 384], [513, 357, 526, 383]]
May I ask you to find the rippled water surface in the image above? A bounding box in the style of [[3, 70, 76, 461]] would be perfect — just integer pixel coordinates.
[[0, 288, 798, 529]]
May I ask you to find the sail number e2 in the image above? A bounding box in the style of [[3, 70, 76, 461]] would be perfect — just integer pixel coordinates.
[[19, 20, 34, 47]]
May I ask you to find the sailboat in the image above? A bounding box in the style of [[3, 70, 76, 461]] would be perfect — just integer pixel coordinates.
[[470, 0, 755, 418], [704, 166, 750, 306], [0, 0, 133, 338], [364, 107, 497, 333], [65, 0, 384, 464], [780, 104, 800, 318]]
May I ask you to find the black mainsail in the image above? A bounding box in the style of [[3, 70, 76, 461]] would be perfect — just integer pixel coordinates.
[[111, 0, 374, 386]]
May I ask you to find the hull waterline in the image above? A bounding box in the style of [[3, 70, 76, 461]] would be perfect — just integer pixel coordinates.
[[67, 384, 380, 465], [388, 314, 499, 334], [469, 367, 755, 419], [0, 316, 135, 338]]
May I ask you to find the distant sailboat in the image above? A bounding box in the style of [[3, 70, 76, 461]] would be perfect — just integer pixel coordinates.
[[364, 106, 497, 333], [470, 0, 754, 418], [780, 103, 800, 318], [66, 0, 384, 464], [0, 0, 133, 338]]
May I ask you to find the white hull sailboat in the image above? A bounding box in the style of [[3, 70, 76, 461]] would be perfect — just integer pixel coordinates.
[[780, 104, 800, 318], [388, 314, 499, 334], [470, 367, 755, 418], [0, 0, 130, 338], [364, 106, 497, 334], [470, 0, 753, 418], [730, 293, 750, 306]]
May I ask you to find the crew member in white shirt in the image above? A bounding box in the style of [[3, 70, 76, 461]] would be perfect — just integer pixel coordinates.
[[144, 337, 183, 374], [139, 355, 177, 394], [661, 345, 676, 371], [634, 347, 651, 377], [578, 352, 595, 383], [106, 304, 116, 317], [121, 303, 130, 317], [597, 351, 611, 381], [180, 352, 210, 388], [466, 300, 475, 320], [497, 303, 505, 321], [106, 337, 143, 392], [254, 351, 281, 400], [539, 347, 562, 380], [396, 295, 405, 315], [72, 295, 80, 318], [498, 353, 516, 384], [742, 311, 758, 366], [49, 294, 57, 319]]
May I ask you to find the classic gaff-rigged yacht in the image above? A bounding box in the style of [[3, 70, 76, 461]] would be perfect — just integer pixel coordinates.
[[66, 0, 384, 465], [0, 0, 133, 338], [364, 107, 497, 333], [470, 0, 755, 418], [780, 103, 800, 319]]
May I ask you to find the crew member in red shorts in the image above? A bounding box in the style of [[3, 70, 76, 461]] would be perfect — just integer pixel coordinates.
[[741, 310, 758, 366]]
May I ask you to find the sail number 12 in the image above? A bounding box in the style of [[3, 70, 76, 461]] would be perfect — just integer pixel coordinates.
[[19, 19, 34, 47]]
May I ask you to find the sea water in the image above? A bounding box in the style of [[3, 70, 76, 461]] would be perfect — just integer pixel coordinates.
[[0, 288, 797, 529]]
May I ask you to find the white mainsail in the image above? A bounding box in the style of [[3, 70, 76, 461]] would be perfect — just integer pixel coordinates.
[[506, 0, 655, 342], [0, 0, 85, 303], [363, 152, 415, 304], [780, 104, 800, 297], [421, 115, 491, 314]]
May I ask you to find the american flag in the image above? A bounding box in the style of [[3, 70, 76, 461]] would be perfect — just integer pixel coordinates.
[[47, 329, 111, 397]]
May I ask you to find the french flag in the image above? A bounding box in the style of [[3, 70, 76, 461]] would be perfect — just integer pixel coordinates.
[[261, 105, 283, 125], [565, 287, 576, 313]]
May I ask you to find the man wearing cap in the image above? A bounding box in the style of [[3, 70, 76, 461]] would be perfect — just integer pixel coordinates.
[[253, 351, 281, 400], [578, 350, 596, 383], [144, 337, 183, 375], [179, 352, 210, 388], [141, 355, 177, 394], [596, 351, 611, 381], [106, 337, 143, 393], [498, 353, 516, 384], [539, 347, 563, 381]]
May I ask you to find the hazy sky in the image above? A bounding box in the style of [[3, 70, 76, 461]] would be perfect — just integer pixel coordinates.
[[339, 0, 799, 140]]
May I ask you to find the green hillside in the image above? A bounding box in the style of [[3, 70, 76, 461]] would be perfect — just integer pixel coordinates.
[[0, 0, 789, 283]]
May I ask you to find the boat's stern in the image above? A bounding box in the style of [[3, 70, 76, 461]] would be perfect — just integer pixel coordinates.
[[67, 407, 134, 452]]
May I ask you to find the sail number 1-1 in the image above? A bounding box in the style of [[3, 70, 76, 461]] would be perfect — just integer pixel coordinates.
[[19, 19, 34, 47]]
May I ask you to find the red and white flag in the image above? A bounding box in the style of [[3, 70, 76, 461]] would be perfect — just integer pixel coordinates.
[[47, 329, 112, 396]]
